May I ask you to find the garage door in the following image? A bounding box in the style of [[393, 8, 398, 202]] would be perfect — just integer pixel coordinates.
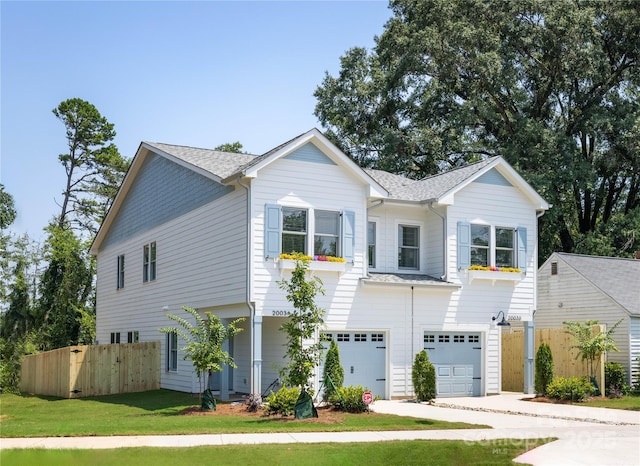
[[321, 331, 386, 398], [423, 332, 481, 397]]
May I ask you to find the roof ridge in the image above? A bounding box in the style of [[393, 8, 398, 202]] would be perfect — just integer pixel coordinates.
[[145, 141, 260, 157]]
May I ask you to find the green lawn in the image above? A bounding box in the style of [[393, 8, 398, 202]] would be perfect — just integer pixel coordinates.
[[0, 439, 554, 466], [582, 395, 640, 411], [0, 390, 486, 438]]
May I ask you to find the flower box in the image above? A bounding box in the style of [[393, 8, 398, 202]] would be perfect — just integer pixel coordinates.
[[278, 259, 347, 273], [467, 270, 524, 283]]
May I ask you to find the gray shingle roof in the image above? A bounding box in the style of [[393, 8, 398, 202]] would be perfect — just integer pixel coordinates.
[[144, 142, 260, 180], [362, 273, 459, 288], [556, 253, 640, 316]]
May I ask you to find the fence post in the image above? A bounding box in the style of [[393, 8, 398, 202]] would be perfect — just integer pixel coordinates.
[[523, 321, 535, 394]]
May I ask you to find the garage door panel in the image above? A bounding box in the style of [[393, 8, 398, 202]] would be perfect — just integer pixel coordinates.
[[425, 332, 481, 397]]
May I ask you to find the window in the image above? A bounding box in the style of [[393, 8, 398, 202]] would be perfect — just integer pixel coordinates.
[[143, 242, 156, 282], [368, 221, 376, 268], [551, 261, 558, 275], [371, 333, 384, 342], [127, 331, 139, 343], [398, 225, 419, 269], [468, 335, 479, 343], [110, 332, 120, 344], [354, 333, 367, 342], [282, 207, 307, 254], [321, 333, 333, 342], [337, 333, 350, 342], [470, 225, 490, 266], [167, 332, 178, 372], [314, 210, 339, 256], [454, 335, 465, 343], [438, 335, 450, 343], [495, 227, 515, 268], [117, 254, 125, 289], [424, 334, 435, 343]]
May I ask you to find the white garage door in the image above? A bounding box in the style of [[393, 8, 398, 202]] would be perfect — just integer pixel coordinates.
[[424, 332, 481, 397], [321, 331, 386, 399]]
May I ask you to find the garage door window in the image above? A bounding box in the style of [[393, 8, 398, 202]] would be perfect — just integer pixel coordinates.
[[438, 335, 450, 343], [337, 333, 350, 342], [468, 335, 479, 343], [372, 333, 384, 342], [355, 333, 367, 342], [454, 335, 465, 343]]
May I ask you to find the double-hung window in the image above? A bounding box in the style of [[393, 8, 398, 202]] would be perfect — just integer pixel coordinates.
[[117, 254, 125, 289], [167, 332, 178, 372], [143, 242, 157, 282], [398, 225, 419, 269], [368, 221, 376, 268], [470, 225, 490, 267], [282, 207, 307, 255], [495, 227, 515, 268], [314, 210, 339, 256], [127, 331, 139, 343], [110, 332, 121, 344]]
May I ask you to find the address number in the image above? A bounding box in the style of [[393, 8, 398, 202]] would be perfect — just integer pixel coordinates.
[[271, 310, 291, 317], [508, 315, 522, 321]]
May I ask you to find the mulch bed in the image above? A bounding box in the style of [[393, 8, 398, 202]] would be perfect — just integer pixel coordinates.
[[522, 395, 608, 404], [179, 402, 348, 423]]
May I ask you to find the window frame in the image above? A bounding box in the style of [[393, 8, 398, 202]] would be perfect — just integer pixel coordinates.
[[110, 332, 121, 344], [281, 207, 308, 255], [143, 241, 157, 283], [167, 331, 178, 372], [495, 226, 515, 268], [313, 210, 340, 257], [368, 221, 376, 269], [117, 254, 125, 289], [398, 224, 420, 270], [470, 224, 490, 267], [127, 331, 139, 343]]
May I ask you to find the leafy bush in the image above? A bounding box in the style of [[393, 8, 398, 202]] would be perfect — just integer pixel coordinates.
[[330, 385, 369, 413], [546, 377, 594, 401], [534, 343, 554, 396], [412, 350, 436, 402], [322, 339, 344, 401], [604, 362, 629, 397], [264, 386, 300, 416]]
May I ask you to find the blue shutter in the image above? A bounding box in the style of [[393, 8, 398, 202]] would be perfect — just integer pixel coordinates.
[[517, 226, 527, 272], [457, 221, 471, 270], [264, 204, 281, 258], [342, 210, 355, 263]]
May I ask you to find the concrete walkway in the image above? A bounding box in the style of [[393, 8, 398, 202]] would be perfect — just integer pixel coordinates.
[[2, 393, 639, 466]]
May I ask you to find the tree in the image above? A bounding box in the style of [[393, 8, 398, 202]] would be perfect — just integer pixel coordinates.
[[52, 98, 129, 235], [0, 184, 16, 229], [322, 339, 344, 401], [315, 0, 640, 259], [0, 184, 17, 307], [412, 350, 436, 402], [214, 142, 245, 153], [534, 343, 554, 396], [277, 258, 326, 389], [564, 319, 622, 381], [160, 306, 244, 402]]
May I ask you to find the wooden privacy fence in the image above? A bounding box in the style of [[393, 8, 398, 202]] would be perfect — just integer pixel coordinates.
[[20, 342, 160, 398], [502, 326, 605, 393]]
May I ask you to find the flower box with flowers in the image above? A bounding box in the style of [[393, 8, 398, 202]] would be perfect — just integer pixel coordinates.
[[277, 253, 347, 273], [465, 265, 524, 283]]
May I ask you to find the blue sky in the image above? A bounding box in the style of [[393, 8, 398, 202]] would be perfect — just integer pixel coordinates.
[[1, 0, 391, 241]]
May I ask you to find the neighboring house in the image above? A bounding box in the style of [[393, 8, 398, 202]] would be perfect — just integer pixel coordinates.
[[90, 128, 549, 399], [537, 253, 640, 386]]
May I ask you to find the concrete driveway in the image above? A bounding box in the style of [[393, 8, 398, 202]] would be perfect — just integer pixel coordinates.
[[2, 392, 639, 466]]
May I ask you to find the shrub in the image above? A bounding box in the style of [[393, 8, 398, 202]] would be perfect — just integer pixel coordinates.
[[330, 385, 369, 413], [546, 376, 594, 402], [534, 343, 554, 396], [322, 339, 344, 401], [264, 386, 300, 416], [604, 362, 629, 397], [412, 350, 436, 402]]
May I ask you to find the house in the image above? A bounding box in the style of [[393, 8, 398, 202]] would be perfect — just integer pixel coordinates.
[[537, 253, 640, 386], [90, 128, 549, 399]]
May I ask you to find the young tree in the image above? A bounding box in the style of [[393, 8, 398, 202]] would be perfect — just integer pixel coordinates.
[[564, 319, 622, 381], [322, 339, 344, 401], [160, 306, 244, 404], [315, 0, 640, 259], [412, 350, 436, 402], [534, 343, 554, 396], [0, 184, 17, 306], [277, 258, 326, 389], [52, 98, 129, 236]]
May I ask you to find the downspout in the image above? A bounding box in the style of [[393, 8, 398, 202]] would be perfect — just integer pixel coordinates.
[[237, 175, 259, 395], [427, 201, 447, 281]]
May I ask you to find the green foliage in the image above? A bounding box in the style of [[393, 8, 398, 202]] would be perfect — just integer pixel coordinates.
[[329, 385, 370, 413], [213, 141, 245, 153], [264, 386, 301, 416], [314, 0, 640, 259], [277, 258, 326, 389], [0, 333, 39, 393], [322, 339, 344, 400], [534, 343, 554, 396], [412, 350, 436, 402], [604, 362, 629, 397], [52, 97, 129, 235], [546, 377, 594, 402], [563, 319, 621, 378], [0, 183, 16, 230], [159, 306, 244, 395]]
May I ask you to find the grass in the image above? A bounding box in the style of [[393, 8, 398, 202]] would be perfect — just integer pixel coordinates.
[[0, 390, 486, 437], [0, 439, 554, 466], [581, 394, 640, 411]]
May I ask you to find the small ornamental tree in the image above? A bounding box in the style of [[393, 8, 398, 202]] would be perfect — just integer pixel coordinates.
[[563, 319, 622, 379], [412, 350, 436, 402], [160, 306, 244, 406], [277, 257, 325, 389], [322, 339, 344, 400], [534, 343, 554, 396]]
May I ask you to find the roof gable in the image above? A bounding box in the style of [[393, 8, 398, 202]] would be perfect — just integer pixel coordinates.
[[284, 143, 337, 165]]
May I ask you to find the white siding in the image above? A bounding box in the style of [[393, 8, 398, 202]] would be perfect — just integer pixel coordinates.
[[630, 317, 640, 386]]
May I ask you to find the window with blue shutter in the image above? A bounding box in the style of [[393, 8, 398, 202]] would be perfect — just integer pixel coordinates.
[[457, 221, 471, 270], [341, 210, 355, 262], [517, 227, 527, 272], [264, 204, 282, 258]]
